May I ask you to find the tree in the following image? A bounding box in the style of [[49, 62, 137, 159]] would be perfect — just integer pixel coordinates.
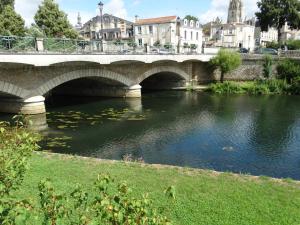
[[184, 15, 199, 21], [256, 0, 300, 42], [0, 0, 14, 12], [34, 0, 78, 39], [210, 49, 241, 83], [0, 5, 25, 36]]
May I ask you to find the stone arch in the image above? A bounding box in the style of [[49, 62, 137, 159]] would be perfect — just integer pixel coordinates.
[[0, 81, 29, 98], [35, 68, 134, 96], [137, 66, 190, 84]]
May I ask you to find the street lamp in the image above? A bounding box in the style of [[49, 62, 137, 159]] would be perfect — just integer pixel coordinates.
[[98, 1, 104, 52]]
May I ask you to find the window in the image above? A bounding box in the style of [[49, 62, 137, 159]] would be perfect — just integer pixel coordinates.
[[138, 26, 142, 34], [184, 19, 188, 26], [149, 25, 153, 34], [191, 31, 193, 40], [196, 32, 199, 40], [138, 39, 143, 46], [184, 30, 187, 39]]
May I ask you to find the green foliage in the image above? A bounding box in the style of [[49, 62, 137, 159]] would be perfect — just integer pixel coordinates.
[[43, 38, 78, 53], [37, 174, 171, 225], [256, 0, 300, 40], [266, 41, 280, 49], [286, 40, 300, 50], [183, 43, 190, 49], [184, 15, 199, 21], [153, 40, 161, 48], [34, 0, 78, 38], [25, 24, 45, 38], [0, 118, 40, 224], [290, 76, 300, 94], [127, 40, 137, 49], [0, 5, 25, 36], [209, 49, 242, 83], [277, 59, 300, 83], [190, 44, 198, 50], [263, 55, 273, 79], [0, 0, 14, 13], [113, 39, 122, 46], [164, 43, 172, 50], [208, 81, 245, 94], [208, 80, 290, 95]]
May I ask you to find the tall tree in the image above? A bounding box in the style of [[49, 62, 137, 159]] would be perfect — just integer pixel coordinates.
[[0, 5, 25, 36], [209, 49, 241, 83], [0, 0, 14, 12], [256, 0, 300, 42], [34, 0, 78, 39]]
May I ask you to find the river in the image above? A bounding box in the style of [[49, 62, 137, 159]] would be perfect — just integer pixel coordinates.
[[1, 91, 300, 180]]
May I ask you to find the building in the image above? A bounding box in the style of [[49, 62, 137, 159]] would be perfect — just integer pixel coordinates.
[[280, 22, 300, 41], [254, 21, 278, 47], [209, 0, 255, 51], [134, 16, 203, 53], [79, 14, 134, 41]]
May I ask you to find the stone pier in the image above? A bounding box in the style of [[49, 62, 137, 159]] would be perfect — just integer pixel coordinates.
[[0, 96, 46, 115]]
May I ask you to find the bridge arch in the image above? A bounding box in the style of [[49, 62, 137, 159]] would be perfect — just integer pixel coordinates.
[[35, 68, 134, 96], [137, 66, 190, 84], [0, 81, 29, 98]]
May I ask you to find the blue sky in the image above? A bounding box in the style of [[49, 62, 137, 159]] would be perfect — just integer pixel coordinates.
[[15, 0, 258, 26]]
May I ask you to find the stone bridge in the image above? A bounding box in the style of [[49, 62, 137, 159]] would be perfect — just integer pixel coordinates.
[[0, 54, 215, 114]]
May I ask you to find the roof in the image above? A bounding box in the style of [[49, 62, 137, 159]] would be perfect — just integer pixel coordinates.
[[135, 16, 177, 25]]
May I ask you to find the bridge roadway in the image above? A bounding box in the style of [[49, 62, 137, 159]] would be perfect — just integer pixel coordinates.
[[0, 53, 214, 67]]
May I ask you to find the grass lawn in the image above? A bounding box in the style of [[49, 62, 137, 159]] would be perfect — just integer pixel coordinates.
[[15, 153, 300, 225]]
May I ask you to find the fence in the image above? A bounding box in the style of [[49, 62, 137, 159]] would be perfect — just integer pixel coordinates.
[[0, 36, 203, 55]]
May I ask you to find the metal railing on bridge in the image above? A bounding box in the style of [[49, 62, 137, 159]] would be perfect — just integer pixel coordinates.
[[0, 36, 204, 55]]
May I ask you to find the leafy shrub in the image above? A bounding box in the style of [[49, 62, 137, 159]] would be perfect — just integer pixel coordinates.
[[164, 43, 172, 50], [208, 81, 245, 94], [190, 44, 198, 50], [287, 40, 300, 50], [266, 41, 280, 49], [153, 41, 161, 48], [289, 76, 300, 94], [38, 174, 171, 225], [0, 118, 40, 224], [263, 55, 273, 79], [277, 59, 300, 83]]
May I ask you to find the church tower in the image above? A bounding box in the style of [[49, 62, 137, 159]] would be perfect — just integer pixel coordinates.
[[227, 0, 244, 24]]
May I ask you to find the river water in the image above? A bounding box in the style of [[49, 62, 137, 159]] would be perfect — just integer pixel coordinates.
[[2, 91, 300, 179]]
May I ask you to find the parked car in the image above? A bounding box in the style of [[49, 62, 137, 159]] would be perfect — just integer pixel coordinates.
[[255, 48, 278, 55], [239, 48, 249, 53]]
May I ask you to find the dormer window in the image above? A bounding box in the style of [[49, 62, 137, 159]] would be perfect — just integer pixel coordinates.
[[184, 19, 188, 26], [196, 22, 200, 28], [190, 20, 194, 27]]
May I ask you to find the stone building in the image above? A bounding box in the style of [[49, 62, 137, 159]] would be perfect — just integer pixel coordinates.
[[134, 16, 203, 53], [254, 21, 278, 47], [79, 14, 134, 41], [280, 22, 300, 41], [210, 0, 255, 50]]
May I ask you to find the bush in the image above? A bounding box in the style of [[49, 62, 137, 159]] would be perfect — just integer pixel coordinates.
[[287, 40, 300, 50], [0, 118, 40, 224], [266, 41, 280, 49], [289, 76, 300, 94], [277, 59, 300, 83], [208, 81, 245, 94], [263, 55, 273, 79]]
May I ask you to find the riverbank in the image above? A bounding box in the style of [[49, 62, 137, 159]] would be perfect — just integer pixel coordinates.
[[15, 152, 300, 225]]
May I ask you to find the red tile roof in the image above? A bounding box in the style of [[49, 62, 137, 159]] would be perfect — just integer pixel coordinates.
[[135, 16, 177, 25]]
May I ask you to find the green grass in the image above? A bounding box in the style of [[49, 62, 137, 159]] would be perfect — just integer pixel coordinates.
[[15, 153, 300, 225]]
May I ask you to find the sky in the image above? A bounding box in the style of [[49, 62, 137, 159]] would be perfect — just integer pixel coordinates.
[[15, 0, 259, 26]]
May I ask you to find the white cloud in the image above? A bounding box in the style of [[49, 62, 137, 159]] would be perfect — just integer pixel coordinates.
[[105, 0, 127, 19], [199, 0, 258, 24]]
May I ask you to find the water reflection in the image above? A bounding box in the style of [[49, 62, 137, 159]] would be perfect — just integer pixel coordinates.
[[1, 92, 300, 179]]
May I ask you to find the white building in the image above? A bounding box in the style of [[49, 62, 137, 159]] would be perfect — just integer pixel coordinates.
[[79, 14, 133, 41], [281, 22, 300, 41], [254, 22, 278, 46], [210, 0, 255, 51], [134, 16, 203, 53]]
